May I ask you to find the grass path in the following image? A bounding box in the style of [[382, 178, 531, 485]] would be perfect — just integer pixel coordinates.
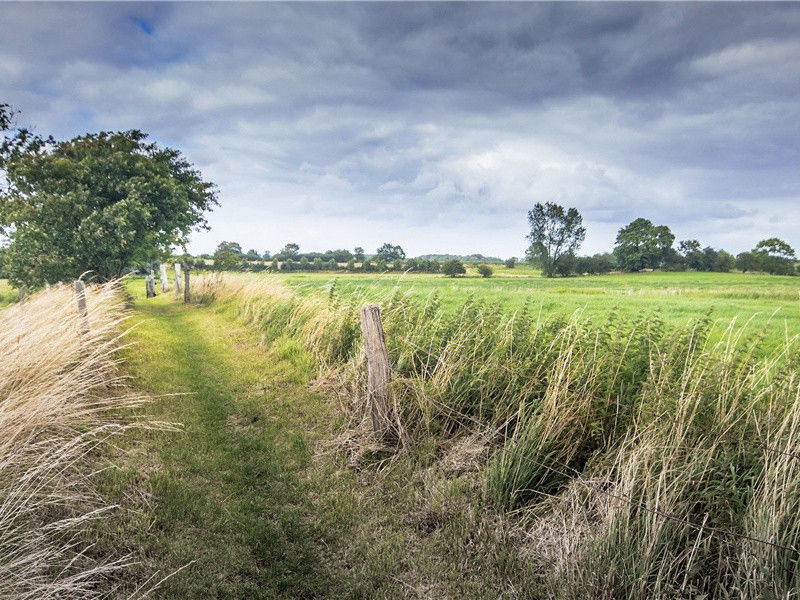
[[102, 292, 355, 598], [95, 290, 526, 599]]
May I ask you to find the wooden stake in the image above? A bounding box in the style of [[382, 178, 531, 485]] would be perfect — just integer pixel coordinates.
[[359, 304, 393, 440], [160, 263, 169, 293], [74, 280, 89, 336], [183, 264, 190, 303], [174, 263, 182, 293], [145, 272, 156, 298]]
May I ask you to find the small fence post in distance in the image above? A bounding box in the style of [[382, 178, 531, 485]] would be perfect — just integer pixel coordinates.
[[174, 263, 182, 294], [359, 303, 393, 440], [74, 280, 89, 336], [183, 263, 190, 303], [145, 271, 156, 298], [160, 263, 170, 293]]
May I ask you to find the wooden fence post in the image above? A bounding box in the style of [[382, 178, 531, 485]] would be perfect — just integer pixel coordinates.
[[18, 287, 26, 302], [160, 263, 169, 293], [74, 280, 89, 336], [174, 263, 182, 293], [145, 272, 156, 298], [359, 304, 393, 440], [44, 282, 50, 294], [183, 264, 190, 303]]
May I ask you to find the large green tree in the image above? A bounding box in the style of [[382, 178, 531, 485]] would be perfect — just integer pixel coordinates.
[[213, 241, 244, 271], [613, 218, 674, 272], [525, 202, 586, 277], [375, 243, 405, 261], [0, 119, 217, 286], [753, 238, 796, 275]]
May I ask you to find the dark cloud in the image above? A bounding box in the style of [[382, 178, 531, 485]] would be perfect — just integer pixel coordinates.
[[0, 2, 798, 256]]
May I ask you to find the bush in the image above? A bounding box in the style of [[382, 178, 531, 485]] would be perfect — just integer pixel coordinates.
[[442, 259, 466, 277], [504, 257, 517, 269], [477, 264, 493, 278]]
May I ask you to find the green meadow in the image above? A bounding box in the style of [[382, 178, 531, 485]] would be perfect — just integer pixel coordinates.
[[278, 269, 800, 349]]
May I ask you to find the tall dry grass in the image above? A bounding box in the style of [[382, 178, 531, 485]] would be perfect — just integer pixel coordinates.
[[195, 273, 800, 598], [0, 281, 148, 599]]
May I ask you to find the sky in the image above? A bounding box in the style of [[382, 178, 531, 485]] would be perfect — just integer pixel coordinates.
[[1, 2, 799, 258]]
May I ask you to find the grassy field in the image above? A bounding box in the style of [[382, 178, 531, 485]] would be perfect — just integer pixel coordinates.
[[92, 282, 526, 598], [274, 269, 800, 350]]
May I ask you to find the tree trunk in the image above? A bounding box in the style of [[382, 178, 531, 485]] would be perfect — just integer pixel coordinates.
[[146, 272, 156, 298]]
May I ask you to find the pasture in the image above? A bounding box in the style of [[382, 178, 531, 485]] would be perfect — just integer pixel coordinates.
[[281, 269, 800, 350]]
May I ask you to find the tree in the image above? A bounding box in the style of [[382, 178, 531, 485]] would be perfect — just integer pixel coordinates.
[[346, 258, 356, 271], [0, 127, 217, 286], [354, 247, 365, 262], [213, 241, 244, 271], [376, 243, 405, 262], [753, 238, 796, 275], [262, 250, 272, 260], [679, 239, 703, 271], [504, 257, 517, 269], [477, 264, 493, 278], [442, 259, 466, 277], [736, 251, 758, 273], [244, 248, 260, 261], [312, 257, 324, 271], [525, 202, 586, 277], [280, 243, 300, 259], [613, 218, 675, 272]]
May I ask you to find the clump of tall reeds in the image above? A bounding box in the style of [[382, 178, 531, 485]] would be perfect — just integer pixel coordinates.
[[197, 273, 800, 597], [0, 281, 148, 598]]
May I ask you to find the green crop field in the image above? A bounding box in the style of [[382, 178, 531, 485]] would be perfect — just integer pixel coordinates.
[[266, 270, 800, 349]]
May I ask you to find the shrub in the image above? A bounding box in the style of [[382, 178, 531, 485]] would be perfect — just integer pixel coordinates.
[[477, 264, 493, 278], [442, 259, 466, 277]]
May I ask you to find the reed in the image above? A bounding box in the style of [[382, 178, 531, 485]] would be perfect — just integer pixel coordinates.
[[196, 273, 800, 597], [0, 281, 148, 598]]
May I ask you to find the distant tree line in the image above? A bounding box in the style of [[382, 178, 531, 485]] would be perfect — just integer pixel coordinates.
[[526, 202, 798, 277]]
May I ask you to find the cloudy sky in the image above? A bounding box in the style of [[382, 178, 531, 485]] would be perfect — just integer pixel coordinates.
[[2, 2, 799, 258]]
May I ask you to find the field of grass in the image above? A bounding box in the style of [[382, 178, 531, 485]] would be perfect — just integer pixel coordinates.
[[5, 270, 800, 598], [189, 271, 800, 598], [280, 270, 800, 350]]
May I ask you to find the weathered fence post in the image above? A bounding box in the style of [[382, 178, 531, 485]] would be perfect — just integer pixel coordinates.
[[183, 263, 190, 303], [44, 282, 50, 294], [174, 263, 182, 294], [160, 263, 169, 293], [74, 280, 89, 336], [18, 287, 26, 302], [145, 271, 156, 298], [359, 304, 393, 440]]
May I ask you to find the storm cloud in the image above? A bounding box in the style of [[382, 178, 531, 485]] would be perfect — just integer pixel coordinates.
[[1, 2, 798, 256]]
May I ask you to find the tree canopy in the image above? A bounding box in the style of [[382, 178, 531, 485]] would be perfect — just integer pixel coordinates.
[[375, 243, 405, 261], [525, 202, 586, 277], [613, 218, 675, 272], [0, 119, 217, 286]]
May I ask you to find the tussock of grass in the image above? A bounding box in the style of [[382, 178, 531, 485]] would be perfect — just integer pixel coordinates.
[[0, 281, 150, 598], [195, 273, 800, 597]]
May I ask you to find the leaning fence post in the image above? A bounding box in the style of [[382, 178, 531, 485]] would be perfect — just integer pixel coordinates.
[[359, 304, 393, 440], [160, 263, 169, 293], [174, 263, 182, 294], [74, 280, 89, 336], [183, 263, 190, 303], [145, 271, 156, 298]]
